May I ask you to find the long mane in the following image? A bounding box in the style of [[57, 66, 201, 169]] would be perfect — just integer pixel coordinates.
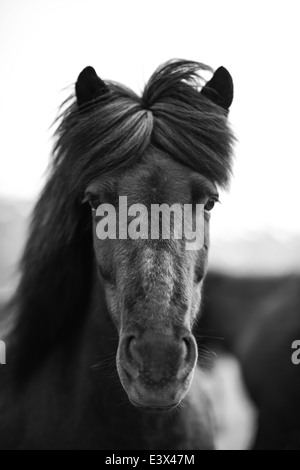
[[10, 59, 235, 375]]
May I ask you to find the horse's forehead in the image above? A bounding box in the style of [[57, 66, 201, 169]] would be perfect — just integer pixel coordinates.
[[119, 155, 192, 200]]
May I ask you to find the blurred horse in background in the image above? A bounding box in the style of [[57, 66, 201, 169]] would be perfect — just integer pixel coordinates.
[[0, 60, 235, 449], [202, 272, 300, 449]]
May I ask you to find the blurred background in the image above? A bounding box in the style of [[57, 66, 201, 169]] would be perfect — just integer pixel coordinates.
[[1, 0, 299, 450]]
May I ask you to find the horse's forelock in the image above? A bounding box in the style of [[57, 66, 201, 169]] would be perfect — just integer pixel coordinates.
[[54, 59, 234, 194]]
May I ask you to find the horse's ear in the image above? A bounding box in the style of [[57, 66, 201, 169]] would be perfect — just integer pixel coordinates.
[[201, 66, 233, 111], [76, 66, 109, 109]]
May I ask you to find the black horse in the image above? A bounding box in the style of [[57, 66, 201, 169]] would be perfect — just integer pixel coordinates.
[[203, 271, 300, 449], [0, 60, 235, 449]]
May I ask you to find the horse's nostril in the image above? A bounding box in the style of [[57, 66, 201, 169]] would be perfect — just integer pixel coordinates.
[[182, 338, 190, 362], [182, 335, 197, 366], [119, 335, 140, 380], [125, 336, 136, 359], [125, 335, 143, 366]]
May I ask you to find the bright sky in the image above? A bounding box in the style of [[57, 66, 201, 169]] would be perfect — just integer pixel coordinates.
[[0, 0, 299, 238]]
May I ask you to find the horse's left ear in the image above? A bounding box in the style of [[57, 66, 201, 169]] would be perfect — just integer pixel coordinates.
[[76, 66, 109, 109], [201, 66, 233, 111]]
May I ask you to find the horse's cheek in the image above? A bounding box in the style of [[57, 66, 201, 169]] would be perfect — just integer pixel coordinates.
[[103, 284, 121, 330], [191, 287, 202, 325]]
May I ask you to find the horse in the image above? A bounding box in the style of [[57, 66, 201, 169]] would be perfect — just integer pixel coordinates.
[[202, 272, 300, 449], [0, 60, 234, 450]]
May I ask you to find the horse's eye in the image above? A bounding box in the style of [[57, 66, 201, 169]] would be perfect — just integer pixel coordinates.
[[204, 199, 216, 212], [88, 196, 101, 211]]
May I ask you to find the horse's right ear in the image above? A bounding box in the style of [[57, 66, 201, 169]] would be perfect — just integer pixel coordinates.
[[75, 66, 109, 109]]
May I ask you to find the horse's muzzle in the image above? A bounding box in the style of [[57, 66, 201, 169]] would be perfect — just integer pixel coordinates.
[[117, 329, 198, 410]]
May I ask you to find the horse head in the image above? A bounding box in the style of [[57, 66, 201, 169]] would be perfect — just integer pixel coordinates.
[[76, 62, 234, 410]]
